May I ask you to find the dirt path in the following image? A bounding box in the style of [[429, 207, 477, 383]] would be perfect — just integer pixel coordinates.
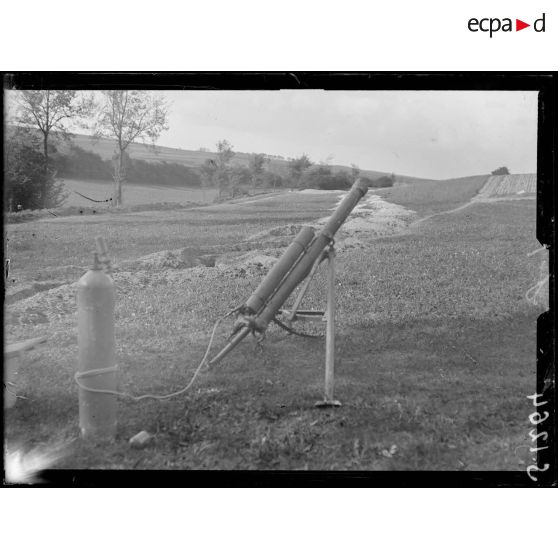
[[410, 198, 479, 228]]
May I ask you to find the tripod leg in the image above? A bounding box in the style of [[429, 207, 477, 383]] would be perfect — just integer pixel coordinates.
[[286, 251, 326, 323], [316, 246, 341, 408]]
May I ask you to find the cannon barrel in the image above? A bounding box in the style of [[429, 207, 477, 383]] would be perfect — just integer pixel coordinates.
[[254, 179, 368, 330], [243, 226, 315, 314]]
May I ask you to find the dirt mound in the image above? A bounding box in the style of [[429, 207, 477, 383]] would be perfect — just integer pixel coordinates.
[[5, 281, 79, 328], [4, 249, 279, 329], [31, 265, 87, 283], [5, 281, 65, 304], [318, 194, 415, 239], [122, 249, 216, 271], [298, 189, 346, 194], [247, 223, 310, 242], [226, 251, 278, 270]]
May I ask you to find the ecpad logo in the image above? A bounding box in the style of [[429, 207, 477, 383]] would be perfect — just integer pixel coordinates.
[[468, 13, 546, 37]]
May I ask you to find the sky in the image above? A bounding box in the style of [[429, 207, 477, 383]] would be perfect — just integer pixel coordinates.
[[4, 89, 538, 180], [155, 90, 538, 179]]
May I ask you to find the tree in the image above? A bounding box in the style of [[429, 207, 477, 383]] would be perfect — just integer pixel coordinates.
[[200, 159, 218, 190], [200, 140, 241, 199], [491, 166, 510, 175], [216, 140, 234, 168], [215, 140, 235, 198], [299, 166, 353, 190], [94, 91, 169, 206], [230, 165, 251, 197], [261, 170, 283, 190], [288, 154, 313, 188], [11, 90, 93, 206], [249, 153, 267, 193]]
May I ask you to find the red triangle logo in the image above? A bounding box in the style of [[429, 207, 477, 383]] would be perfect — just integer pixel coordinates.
[[516, 19, 530, 31]]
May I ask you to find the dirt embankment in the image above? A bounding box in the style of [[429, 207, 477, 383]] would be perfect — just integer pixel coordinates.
[[317, 191, 416, 248]]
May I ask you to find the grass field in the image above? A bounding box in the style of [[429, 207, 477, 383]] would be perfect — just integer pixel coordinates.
[[5, 191, 329, 287], [4, 177, 544, 473], [62, 179, 218, 208]]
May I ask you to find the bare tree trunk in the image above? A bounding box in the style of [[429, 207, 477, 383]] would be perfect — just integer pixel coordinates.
[[113, 149, 124, 207], [112, 158, 118, 208], [116, 177, 122, 208], [118, 150, 124, 207], [42, 91, 51, 208], [43, 133, 49, 207]]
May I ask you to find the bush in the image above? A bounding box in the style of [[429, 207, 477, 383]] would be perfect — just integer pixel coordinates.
[[299, 166, 353, 190], [352, 174, 393, 190], [127, 159, 201, 187], [4, 132, 67, 210], [357, 177, 376, 190], [373, 175, 394, 188], [261, 170, 283, 189], [491, 166, 510, 175], [52, 145, 111, 180], [287, 154, 313, 188]]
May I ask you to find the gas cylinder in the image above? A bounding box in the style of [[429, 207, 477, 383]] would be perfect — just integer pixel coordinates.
[[76, 253, 117, 440]]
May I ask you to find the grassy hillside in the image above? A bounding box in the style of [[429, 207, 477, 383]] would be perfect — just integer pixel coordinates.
[[58, 131, 420, 181], [60, 133, 222, 166], [7, 127, 436, 194], [381, 175, 490, 216]]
